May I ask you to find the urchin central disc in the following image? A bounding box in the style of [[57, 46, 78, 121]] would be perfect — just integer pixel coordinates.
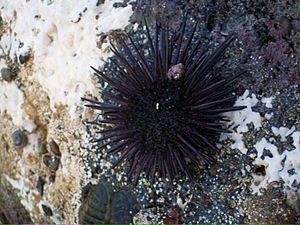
[[127, 81, 183, 149]]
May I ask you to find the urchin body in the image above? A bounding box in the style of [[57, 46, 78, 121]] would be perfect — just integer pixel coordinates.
[[83, 15, 246, 182]]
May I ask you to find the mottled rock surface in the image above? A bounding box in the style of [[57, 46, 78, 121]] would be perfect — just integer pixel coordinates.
[[0, 0, 299, 223]]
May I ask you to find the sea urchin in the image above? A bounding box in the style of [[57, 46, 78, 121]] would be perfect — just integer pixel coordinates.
[[82, 14, 246, 183]]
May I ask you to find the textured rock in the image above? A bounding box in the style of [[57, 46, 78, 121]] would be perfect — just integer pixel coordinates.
[[0, 177, 32, 223], [0, 0, 299, 223]]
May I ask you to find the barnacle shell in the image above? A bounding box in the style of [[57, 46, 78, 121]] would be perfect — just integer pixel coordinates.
[[12, 129, 28, 148], [79, 181, 140, 224]]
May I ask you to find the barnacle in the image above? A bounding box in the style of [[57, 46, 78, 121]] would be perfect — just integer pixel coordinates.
[[12, 129, 28, 148], [83, 14, 246, 183]]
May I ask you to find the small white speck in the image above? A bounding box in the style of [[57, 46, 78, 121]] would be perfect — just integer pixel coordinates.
[[177, 196, 184, 210], [156, 102, 159, 110]]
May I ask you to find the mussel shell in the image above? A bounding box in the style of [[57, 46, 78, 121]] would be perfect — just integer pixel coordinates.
[[79, 181, 139, 224]]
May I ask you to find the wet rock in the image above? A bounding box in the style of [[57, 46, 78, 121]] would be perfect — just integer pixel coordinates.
[[266, 17, 292, 39], [163, 207, 183, 224], [227, 199, 237, 209], [1, 68, 13, 81], [244, 185, 298, 223], [209, 166, 217, 176], [79, 181, 140, 224], [1, 67, 18, 81], [286, 189, 300, 213], [12, 130, 28, 149], [133, 208, 162, 224], [0, 177, 32, 223], [292, 19, 300, 33]]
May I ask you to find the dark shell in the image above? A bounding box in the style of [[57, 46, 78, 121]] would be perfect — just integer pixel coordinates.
[[41, 204, 53, 216], [12, 129, 28, 148], [79, 181, 140, 224], [48, 140, 61, 156], [43, 155, 60, 171], [19, 52, 31, 64], [36, 176, 45, 196]]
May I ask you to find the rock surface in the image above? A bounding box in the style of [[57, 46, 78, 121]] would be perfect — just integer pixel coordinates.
[[0, 0, 299, 223]]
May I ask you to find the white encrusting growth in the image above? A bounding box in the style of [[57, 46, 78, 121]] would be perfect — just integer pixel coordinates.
[[251, 137, 285, 193], [0, 0, 134, 222], [271, 126, 295, 142], [97, 1, 134, 33], [223, 90, 262, 154], [261, 96, 274, 108], [251, 129, 300, 194], [281, 131, 300, 187], [225, 90, 300, 195], [0, 0, 133, 118], [264, 112, 273, 120], [231, 90, 262, 132], [0, 81, 36, 131]]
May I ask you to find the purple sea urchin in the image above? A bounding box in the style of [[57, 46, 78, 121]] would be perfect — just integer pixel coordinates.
[[83, 15, 246, 183]]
